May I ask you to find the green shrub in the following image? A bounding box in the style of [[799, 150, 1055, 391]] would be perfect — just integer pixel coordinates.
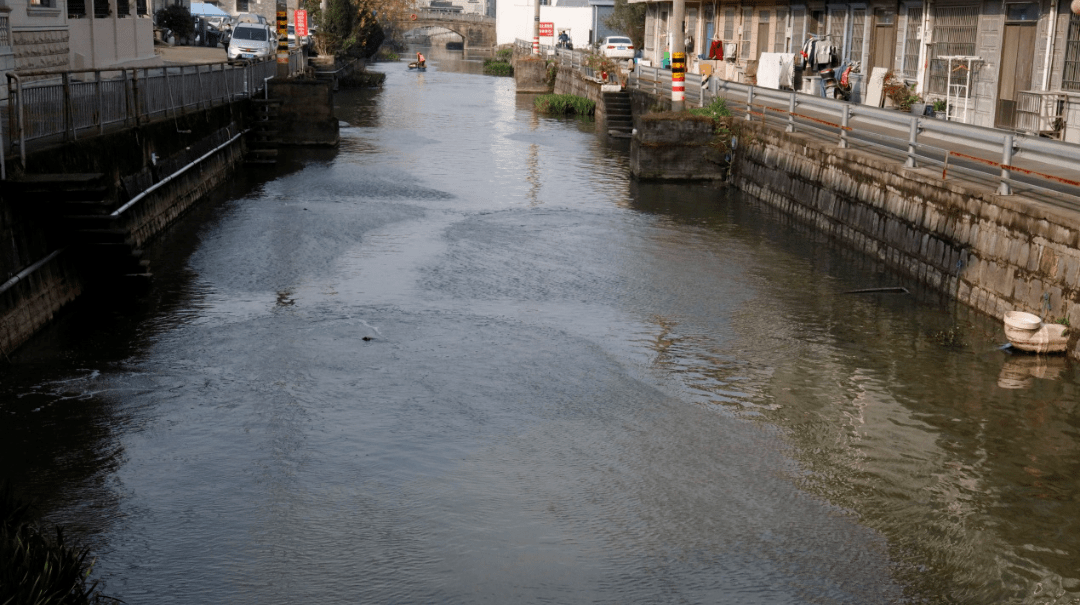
[[483, 58, 513, 76], [687, 97, 732, 134], [534, 94, 596, 116], [0, 482, 116, 605], [495, 48, 513, 62]]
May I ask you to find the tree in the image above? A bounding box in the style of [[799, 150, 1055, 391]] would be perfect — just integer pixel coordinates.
[[312, 0, 410, 57], [604, 0, 646, 51]]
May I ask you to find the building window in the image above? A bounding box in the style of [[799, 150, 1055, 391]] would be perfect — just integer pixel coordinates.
[[30, 0, 55, 7], [928, 5, 978, 93], [238, 0, 249, 12], [1065, 14, 1080, 91], [740, 7, 751, 59], [723, 8, 734, 40], [849, 8, 865, 64], [137, 0, 147, 15], [118, 0, 130, 16], [901, 5, 922, 79], [93, 0, 110, 17], [774, 7, 788, 52], [791, 8, 806, 50]]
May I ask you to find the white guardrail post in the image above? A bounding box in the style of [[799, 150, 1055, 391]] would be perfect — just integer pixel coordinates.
[[999, 134, 1014, 195], [840, 103, 850, 148], [744, 85, 753, 121], [905, 116, 918, 168]]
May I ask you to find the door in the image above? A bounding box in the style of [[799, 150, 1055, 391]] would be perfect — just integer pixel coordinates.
[[995, 22, 1036, 128], [757, 22, 770, 58], [870, 8, 896, 71]]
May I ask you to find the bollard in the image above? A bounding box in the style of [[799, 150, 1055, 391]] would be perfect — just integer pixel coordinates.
[[999, 134, 1013, 195], [745, 85, 754, 121]]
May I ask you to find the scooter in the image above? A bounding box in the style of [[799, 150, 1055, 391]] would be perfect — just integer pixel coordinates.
[[822, 61, 859, 101]]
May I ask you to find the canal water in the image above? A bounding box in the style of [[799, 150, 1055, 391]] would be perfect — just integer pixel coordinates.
[[2, 47, 1078, 604]]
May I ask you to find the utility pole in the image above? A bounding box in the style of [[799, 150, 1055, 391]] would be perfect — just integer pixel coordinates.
[[533, 0, 541, 55], [670, 0, 685, 110]]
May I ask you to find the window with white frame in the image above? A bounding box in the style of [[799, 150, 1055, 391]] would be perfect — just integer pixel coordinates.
[[827, 6, 846, 47], [928, 5, 978, 93], [645, 4, 655, 51], [741, 7, 752, 59], [1064, 13, 1080, 90], [724, 8, 735, 40], [791, 8, 806, 49], [849, 8, 866, 64], [774, 7, 789, 52], [901, 5, 922, 79]]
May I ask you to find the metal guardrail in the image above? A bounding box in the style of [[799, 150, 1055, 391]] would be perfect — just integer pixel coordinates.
[[630, 64, 1080, 201], [5, 57, 278, 170]]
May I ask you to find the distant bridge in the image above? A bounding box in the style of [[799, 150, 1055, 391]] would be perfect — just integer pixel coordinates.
[[400, 9, 496, 49]]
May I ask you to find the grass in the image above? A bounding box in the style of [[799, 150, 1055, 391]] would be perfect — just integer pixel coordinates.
[[483, 58, 513, 76], [533, 94, 596, 116], [0, 482, 117, 604], [495, 48, 513, 62]]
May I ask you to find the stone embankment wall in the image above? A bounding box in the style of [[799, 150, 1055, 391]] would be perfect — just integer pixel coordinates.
[[631, 114, 727, 180], [13, 29, 70, 72], [553, 65, 604, 113], [728, 120, 1080, 356], [0, 103, 249, 357]]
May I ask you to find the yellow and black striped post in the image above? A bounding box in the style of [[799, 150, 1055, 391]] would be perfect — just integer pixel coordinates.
[[671, 52, 686, 108]]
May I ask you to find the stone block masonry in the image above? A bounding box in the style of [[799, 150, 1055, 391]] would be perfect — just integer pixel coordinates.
[[13, 29, 70, 72], [729, 121, 1080, 357]]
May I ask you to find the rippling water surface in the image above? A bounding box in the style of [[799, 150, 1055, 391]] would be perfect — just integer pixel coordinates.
[[1, 47, 1078, 604]]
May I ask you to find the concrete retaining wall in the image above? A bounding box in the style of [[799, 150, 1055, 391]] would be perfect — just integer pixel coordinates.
[[631, 114, 727, 180], [0, 102, 249, 357], [553, 65, 603, 113], [729, 120, 1080, 357]]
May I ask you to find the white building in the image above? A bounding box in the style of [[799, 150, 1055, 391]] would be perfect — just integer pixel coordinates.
[[496, 0, 614, 49]]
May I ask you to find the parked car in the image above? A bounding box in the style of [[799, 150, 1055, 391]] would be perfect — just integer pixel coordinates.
[[228, 23, 274, 60], [600, 36, 634, 59]]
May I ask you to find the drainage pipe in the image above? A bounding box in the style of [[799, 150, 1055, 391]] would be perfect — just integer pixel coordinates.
[[111, 128, 245, 218]]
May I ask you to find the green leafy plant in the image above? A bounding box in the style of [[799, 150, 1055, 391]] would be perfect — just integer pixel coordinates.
[[0, 481, 117, 605], [534, 94, 596, 116], [688, 97, 732, 132], [495, 47, 513, 62], [932, 99, 947, 113], [483, 58, 514, 76], [882, 71, 921, 112], [1055, 317, 1070, 327]]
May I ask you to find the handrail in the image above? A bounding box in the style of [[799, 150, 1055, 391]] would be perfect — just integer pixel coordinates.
[[4, 57, 278, 175], [111, 129, 245, 218], [630, 65, 1080, 200]]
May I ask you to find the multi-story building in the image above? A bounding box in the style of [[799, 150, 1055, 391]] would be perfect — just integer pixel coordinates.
[[633, 0, 1080, 143]]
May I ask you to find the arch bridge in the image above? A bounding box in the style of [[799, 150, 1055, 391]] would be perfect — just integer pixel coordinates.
[[400, 10, 496, 49]]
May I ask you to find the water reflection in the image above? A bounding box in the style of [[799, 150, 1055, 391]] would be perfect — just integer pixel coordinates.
[[997, 354, 1069, 389]]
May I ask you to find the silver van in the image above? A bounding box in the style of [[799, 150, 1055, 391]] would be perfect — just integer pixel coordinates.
[[227, 23, 274, 60]]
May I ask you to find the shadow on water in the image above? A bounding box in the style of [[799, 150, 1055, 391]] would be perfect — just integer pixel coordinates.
[[627, 179, 1080, 603], [0, 149, 328, 540]]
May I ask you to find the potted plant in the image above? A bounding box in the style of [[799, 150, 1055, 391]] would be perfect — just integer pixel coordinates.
[[882, 71, 922, 113], [932, 99, 948, 119]]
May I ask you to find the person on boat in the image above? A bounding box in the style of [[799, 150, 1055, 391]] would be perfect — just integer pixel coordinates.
[[416, 51, 426, 68]]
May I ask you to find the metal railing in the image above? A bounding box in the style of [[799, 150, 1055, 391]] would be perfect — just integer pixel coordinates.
[[630, 64, 1080, 202], [5, 57, 278, 169]]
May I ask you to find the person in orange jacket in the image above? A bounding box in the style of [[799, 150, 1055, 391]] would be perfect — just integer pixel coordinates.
[[416, 51, 426, 68]]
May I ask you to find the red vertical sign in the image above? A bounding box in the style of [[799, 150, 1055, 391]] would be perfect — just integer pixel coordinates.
[[295, 9, 308, 37]]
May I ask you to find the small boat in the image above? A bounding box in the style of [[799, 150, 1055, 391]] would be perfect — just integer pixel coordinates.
[[1002, 310, 1069, 354], [408, 62, 426, 70]]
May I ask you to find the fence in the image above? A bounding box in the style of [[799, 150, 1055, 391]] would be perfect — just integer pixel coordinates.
[[630, 64, 1080, 202], [4, 57, 280, 170]]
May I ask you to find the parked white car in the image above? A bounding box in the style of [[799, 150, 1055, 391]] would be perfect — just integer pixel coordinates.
[[227, 23, 274, 60], [600, 36, 634, 59]]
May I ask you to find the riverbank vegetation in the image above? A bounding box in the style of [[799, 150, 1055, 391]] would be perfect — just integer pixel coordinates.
[[534, 94, 596, 116], [0, 482, 115, 604], [483, 59, 513, 76]]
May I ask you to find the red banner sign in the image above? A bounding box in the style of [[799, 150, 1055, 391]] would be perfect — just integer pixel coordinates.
[[539, 22, 554, 37], [295, 9, 308, 37]]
